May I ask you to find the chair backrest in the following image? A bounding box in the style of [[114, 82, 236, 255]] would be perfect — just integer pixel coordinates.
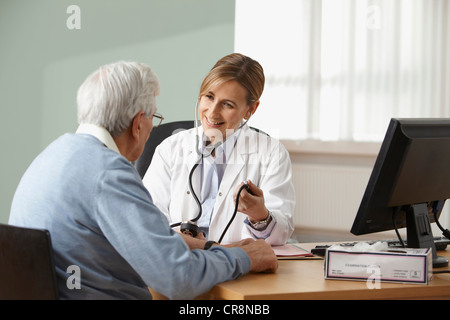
[[134, 120, 269, 178], [134, 120, 195, 178], [0, 223, 59, 300]]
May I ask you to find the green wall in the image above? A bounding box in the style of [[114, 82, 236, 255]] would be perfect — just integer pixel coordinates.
[[0, 0, 235, 223]]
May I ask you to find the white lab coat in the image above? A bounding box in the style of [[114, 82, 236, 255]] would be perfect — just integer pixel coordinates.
[[143, 124, 295, 245]]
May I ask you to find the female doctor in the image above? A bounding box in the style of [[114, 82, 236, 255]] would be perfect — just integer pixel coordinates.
[[143, 53, 295, 245]]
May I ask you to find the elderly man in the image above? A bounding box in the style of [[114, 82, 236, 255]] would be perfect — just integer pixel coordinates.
[[9, 61, 277, 300]]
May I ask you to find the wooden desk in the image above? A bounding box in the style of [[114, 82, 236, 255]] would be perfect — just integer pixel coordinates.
[[197, 243, 450, 300]]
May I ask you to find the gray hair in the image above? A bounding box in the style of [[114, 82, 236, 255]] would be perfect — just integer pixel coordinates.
[[77, 61, 160, 137]]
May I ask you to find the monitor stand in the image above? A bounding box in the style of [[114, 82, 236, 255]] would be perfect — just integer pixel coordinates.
[[406, 203, 449, 268]]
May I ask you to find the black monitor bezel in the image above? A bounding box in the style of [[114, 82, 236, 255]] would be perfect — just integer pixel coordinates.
[[351, 118, 450, 236]]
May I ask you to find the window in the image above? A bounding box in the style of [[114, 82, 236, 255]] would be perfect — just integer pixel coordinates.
[[235, 0, 450, 141]]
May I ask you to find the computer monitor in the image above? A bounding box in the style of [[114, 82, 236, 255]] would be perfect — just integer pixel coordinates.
[[351, 118, 450, 268]]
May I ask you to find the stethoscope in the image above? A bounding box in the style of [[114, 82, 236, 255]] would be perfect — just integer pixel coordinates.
[[170, 100, 253, 243]]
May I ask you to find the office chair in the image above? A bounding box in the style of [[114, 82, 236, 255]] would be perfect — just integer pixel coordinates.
[[0, 223, 59, 300], [134, 120, 195, 178], [134, 120, 269, 178]]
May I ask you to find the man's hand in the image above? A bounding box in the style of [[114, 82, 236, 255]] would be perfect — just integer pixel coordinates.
[[179, 232, 278, 273], [222, 238, 254, 248], [239, 239, 278, 273]]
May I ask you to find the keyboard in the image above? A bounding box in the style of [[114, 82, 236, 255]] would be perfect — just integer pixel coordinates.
[[311, 236, 450, 256]]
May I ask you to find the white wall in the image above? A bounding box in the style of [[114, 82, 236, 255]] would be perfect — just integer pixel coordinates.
[[286, 140, 450, 239]]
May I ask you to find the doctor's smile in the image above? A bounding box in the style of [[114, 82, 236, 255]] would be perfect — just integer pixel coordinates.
[[204, 116, 224, 128]]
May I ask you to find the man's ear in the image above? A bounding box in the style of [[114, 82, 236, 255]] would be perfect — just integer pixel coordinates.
[[131, 111, 144, 142]]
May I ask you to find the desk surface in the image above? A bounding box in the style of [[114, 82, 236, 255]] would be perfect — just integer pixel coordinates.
[[197, 243, 450, 300]]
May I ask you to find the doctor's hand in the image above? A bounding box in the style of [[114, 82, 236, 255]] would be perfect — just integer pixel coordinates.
[[233, 180, 269, 224]]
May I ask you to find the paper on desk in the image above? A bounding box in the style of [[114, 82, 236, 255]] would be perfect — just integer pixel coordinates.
[[272, 244, 314, 259]]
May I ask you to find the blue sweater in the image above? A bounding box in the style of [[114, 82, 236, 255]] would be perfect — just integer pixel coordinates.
[[9, 133, 250, 299]]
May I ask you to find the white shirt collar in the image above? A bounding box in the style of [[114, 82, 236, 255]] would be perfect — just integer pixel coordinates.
[[76, 123, 121, 154]]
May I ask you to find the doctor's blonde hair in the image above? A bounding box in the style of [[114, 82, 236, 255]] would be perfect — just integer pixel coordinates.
[[199, 53, 265, 106]]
